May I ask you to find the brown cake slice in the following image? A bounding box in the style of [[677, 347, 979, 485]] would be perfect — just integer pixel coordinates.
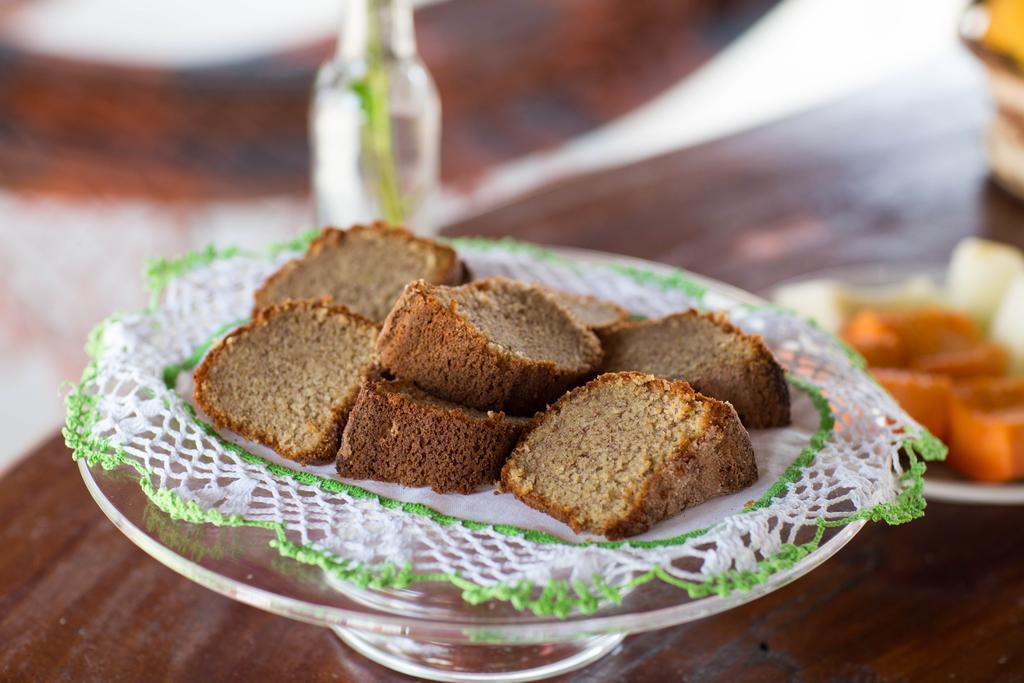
[[193, 301, 380, 465], [377, 276, 603, 415], [338, 377, 530, 494], [599, 310, 790, 428], [253, 224, 466, 321], [500, 372, 757, 540], [542, 288, 630, 332]]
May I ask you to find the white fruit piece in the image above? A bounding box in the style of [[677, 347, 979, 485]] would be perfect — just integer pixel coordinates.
[[991, 273, 1024, 376], [848, 274, 944, 312], [772, 280, 849, 334], [772, 275, 944, 334], [947, 237, 1024, 330]]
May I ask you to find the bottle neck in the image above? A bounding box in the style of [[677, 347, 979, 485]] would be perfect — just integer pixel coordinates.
[[338, 0, 416, 62]]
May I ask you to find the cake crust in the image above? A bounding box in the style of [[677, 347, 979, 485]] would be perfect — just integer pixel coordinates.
[[193, 300, 380, 465], [338, 377, 529, 493], [377, 277, 603, 415], [542, 288, 630, 332], [253, 224, 466, 320], [599, 310, 790, 428], [500, 372, 757, 540]]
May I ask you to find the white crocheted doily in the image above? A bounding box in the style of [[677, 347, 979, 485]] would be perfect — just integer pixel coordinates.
[[65, 234, 944, 617]]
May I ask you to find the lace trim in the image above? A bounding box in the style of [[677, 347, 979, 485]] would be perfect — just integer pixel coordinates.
[[64, 233, 946, 617]]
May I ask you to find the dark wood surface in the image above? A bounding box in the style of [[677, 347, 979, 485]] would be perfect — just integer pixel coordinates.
[[447, 52, 1024, 288], [4, 51, 1024, 682], [0, 0, 775, 199], [2, 434, 1022, 682]]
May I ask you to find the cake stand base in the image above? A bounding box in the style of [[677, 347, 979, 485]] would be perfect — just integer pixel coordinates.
[[332, 627, 624, 682]]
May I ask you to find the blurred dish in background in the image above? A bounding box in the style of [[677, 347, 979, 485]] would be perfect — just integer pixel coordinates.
[[771, 237, 1024, 503], [962, 0, 1024, 200]]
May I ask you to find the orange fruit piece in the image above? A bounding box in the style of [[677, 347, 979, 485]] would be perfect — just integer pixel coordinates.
[[870, 308, 980, 357], [984, 0, 1024, 68], [910, 342, 1009, 378], [839, 307, 983, 366], [871, 368, 953, 441], [842, 312, 908, 367], [947, 377, 1024, 483], [842, 308, 1002, 379], [848, 332, 906, 368]]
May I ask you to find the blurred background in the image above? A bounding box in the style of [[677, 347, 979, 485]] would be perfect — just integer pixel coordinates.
[[0, 0, 971, 471]]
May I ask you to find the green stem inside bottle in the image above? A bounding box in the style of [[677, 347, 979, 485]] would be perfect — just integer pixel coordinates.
[[356, 0, 404, 225]]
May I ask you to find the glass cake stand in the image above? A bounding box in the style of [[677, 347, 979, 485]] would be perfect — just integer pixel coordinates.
[[80, 459, 862, 681], [78, 248, 866, 681]]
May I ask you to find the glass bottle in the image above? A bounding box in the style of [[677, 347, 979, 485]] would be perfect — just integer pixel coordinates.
[[311, 0, 440, 233]]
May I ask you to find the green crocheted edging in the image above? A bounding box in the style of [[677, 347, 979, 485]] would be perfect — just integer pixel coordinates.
[[146, 244, 239, 306], [64, 335, 718, 617], [66, 232, 945, 617], [66, 332, 943, 618], [161, 319, 250, 389], [744, 374, 834, 512], [140, 232, 856, 370], [737, 300, 868, 371], [157, 263, 836, 551], [444, 236, 708, 307], [144, 229, 321, 307], [172, 372, 827, 548]]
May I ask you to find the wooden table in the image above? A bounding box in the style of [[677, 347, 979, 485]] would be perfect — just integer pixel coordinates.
[[0, 0, 775, 198], [3, 52, 1024, 682]]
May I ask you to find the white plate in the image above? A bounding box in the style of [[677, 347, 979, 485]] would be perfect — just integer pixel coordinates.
[[767, 260, 1024, 505]]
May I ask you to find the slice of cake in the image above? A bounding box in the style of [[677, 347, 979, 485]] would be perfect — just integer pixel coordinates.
[[253, 224, 466, 321], [542, 288, 630, 332], [193, 301, 380, 464], [599, 310, 790, 428], [377, 277, 603, 415], [338, 377, 530, 494], [500, 372, 757, 540]]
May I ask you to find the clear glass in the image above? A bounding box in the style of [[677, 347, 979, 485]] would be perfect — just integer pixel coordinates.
[[311, 0, 440, 233], [80, 458, 861, 679], [77, 247, 868, 681]]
